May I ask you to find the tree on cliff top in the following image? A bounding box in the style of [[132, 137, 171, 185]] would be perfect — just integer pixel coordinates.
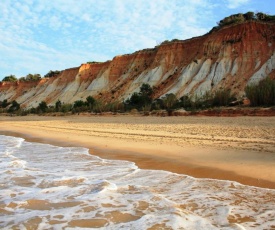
[[2, 75, 17, 82], [20, 74, 41, 82], [44, 70, 61, 78], [217, 11, 275, 28]]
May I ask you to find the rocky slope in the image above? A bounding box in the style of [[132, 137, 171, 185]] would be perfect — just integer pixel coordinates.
[[1, 21, 275, 108]]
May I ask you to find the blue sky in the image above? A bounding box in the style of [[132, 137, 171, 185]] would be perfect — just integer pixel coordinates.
[[0, 0, 274, 80]]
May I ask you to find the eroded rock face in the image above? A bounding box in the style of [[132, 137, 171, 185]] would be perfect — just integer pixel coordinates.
[[1, 21, 275, 108]]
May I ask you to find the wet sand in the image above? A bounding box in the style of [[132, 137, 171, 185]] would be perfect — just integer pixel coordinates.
[[1, 115, 275, 189]]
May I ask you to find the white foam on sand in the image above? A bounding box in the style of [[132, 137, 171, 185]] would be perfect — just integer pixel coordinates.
[[0, 135, 274, 229]]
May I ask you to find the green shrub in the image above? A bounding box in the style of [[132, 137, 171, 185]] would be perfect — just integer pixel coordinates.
[[217, 12, 275, 29], [44, 70, 61, 78], [104, 101, 124, 113], [218, 13, 245, 27], [124, 83, 153, 111], [20, 74, 41, 82], [61, 103, 72, 113], [178, 95, 192, 108], [86, 96, 96, 111], [243, 11, 255, 20], [162, 93, 178, 115], [73, 100, 86, 108], [188, 89, 235, 110], [37, 101, 48, 113], [87, 61, 103, 64], [0, 99, 9, 108], [212, 89, 236, 107], [55, 100, 62, 112], [245, 77, 275, 106], [93, 100, 104, 113], [8, 100, 20, 113], [2, 75, 17, 82]]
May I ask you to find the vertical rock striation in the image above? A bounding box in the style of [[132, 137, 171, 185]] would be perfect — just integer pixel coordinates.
[[1, 21, 275, 108]]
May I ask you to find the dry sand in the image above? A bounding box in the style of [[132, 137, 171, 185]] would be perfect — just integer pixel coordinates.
[[1, 115, 275, 189]]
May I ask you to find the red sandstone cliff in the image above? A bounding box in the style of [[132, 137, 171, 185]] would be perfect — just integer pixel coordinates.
[[1, 21, 275, 108]]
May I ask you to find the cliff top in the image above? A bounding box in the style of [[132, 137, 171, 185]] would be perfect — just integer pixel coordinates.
[[1, 11, 275, 84]]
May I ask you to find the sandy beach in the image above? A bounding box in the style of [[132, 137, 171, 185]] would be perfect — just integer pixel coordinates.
[[1, 115, 275, 189]]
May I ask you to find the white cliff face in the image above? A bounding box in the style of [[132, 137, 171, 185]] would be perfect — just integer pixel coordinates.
[[1, 50, 274, 108], [248, 53, 275, 85], [87, 71, 109, 94], [231, 58, 239, 76], [162, 60, 203, 97], [1, 22, 275, 108], [0, 86, 17, 101], [58, 77, 81, 104], [190, 59, 213, 96], [212, 58, 232, 85], [122, 66, 164, 100], [194, 63, 214, 97]]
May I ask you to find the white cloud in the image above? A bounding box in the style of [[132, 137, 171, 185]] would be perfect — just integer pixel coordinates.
[[0, 0, 256, 79], [226, 0, 250, 9], [49, 16, 63, 30]]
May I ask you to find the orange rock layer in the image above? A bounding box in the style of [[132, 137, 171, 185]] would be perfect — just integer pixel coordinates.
[[1, 21, 275, 108]]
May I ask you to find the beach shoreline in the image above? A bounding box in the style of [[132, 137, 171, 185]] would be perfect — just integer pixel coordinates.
[[1, 115, 275, 189]]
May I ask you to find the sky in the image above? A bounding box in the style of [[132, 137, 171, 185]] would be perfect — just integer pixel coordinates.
[[0, 0, 274, 80]]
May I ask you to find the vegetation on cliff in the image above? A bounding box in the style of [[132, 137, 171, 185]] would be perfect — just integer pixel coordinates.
[[86, 61, 103, 64], [0, 99, 20, 113], [245, 77, 275, 107], [154, 12, 275, 45], [0, 11, 274, 112], [1, 70, 61, 83], [218, 12, 275, 27], [19, 74, 41, 82], [1, 74, 41, 83], [2, 75, 17, 82], [124, 84, 153, 111], [44, 70, 61, 78], [1, 77, 274, 116], [209, 11, 275, 33]]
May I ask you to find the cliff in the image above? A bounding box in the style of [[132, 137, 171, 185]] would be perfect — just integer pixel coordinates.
[[1, 21, 275, 108]]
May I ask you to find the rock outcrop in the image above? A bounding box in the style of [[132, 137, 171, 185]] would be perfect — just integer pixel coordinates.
[[1, 21, 275, 108]]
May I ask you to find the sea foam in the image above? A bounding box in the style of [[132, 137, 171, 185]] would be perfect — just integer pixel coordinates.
[[0, 135, 274, 229]]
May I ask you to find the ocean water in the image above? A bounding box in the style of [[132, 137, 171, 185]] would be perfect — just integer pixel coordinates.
[[0, 135, 274, 230]]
